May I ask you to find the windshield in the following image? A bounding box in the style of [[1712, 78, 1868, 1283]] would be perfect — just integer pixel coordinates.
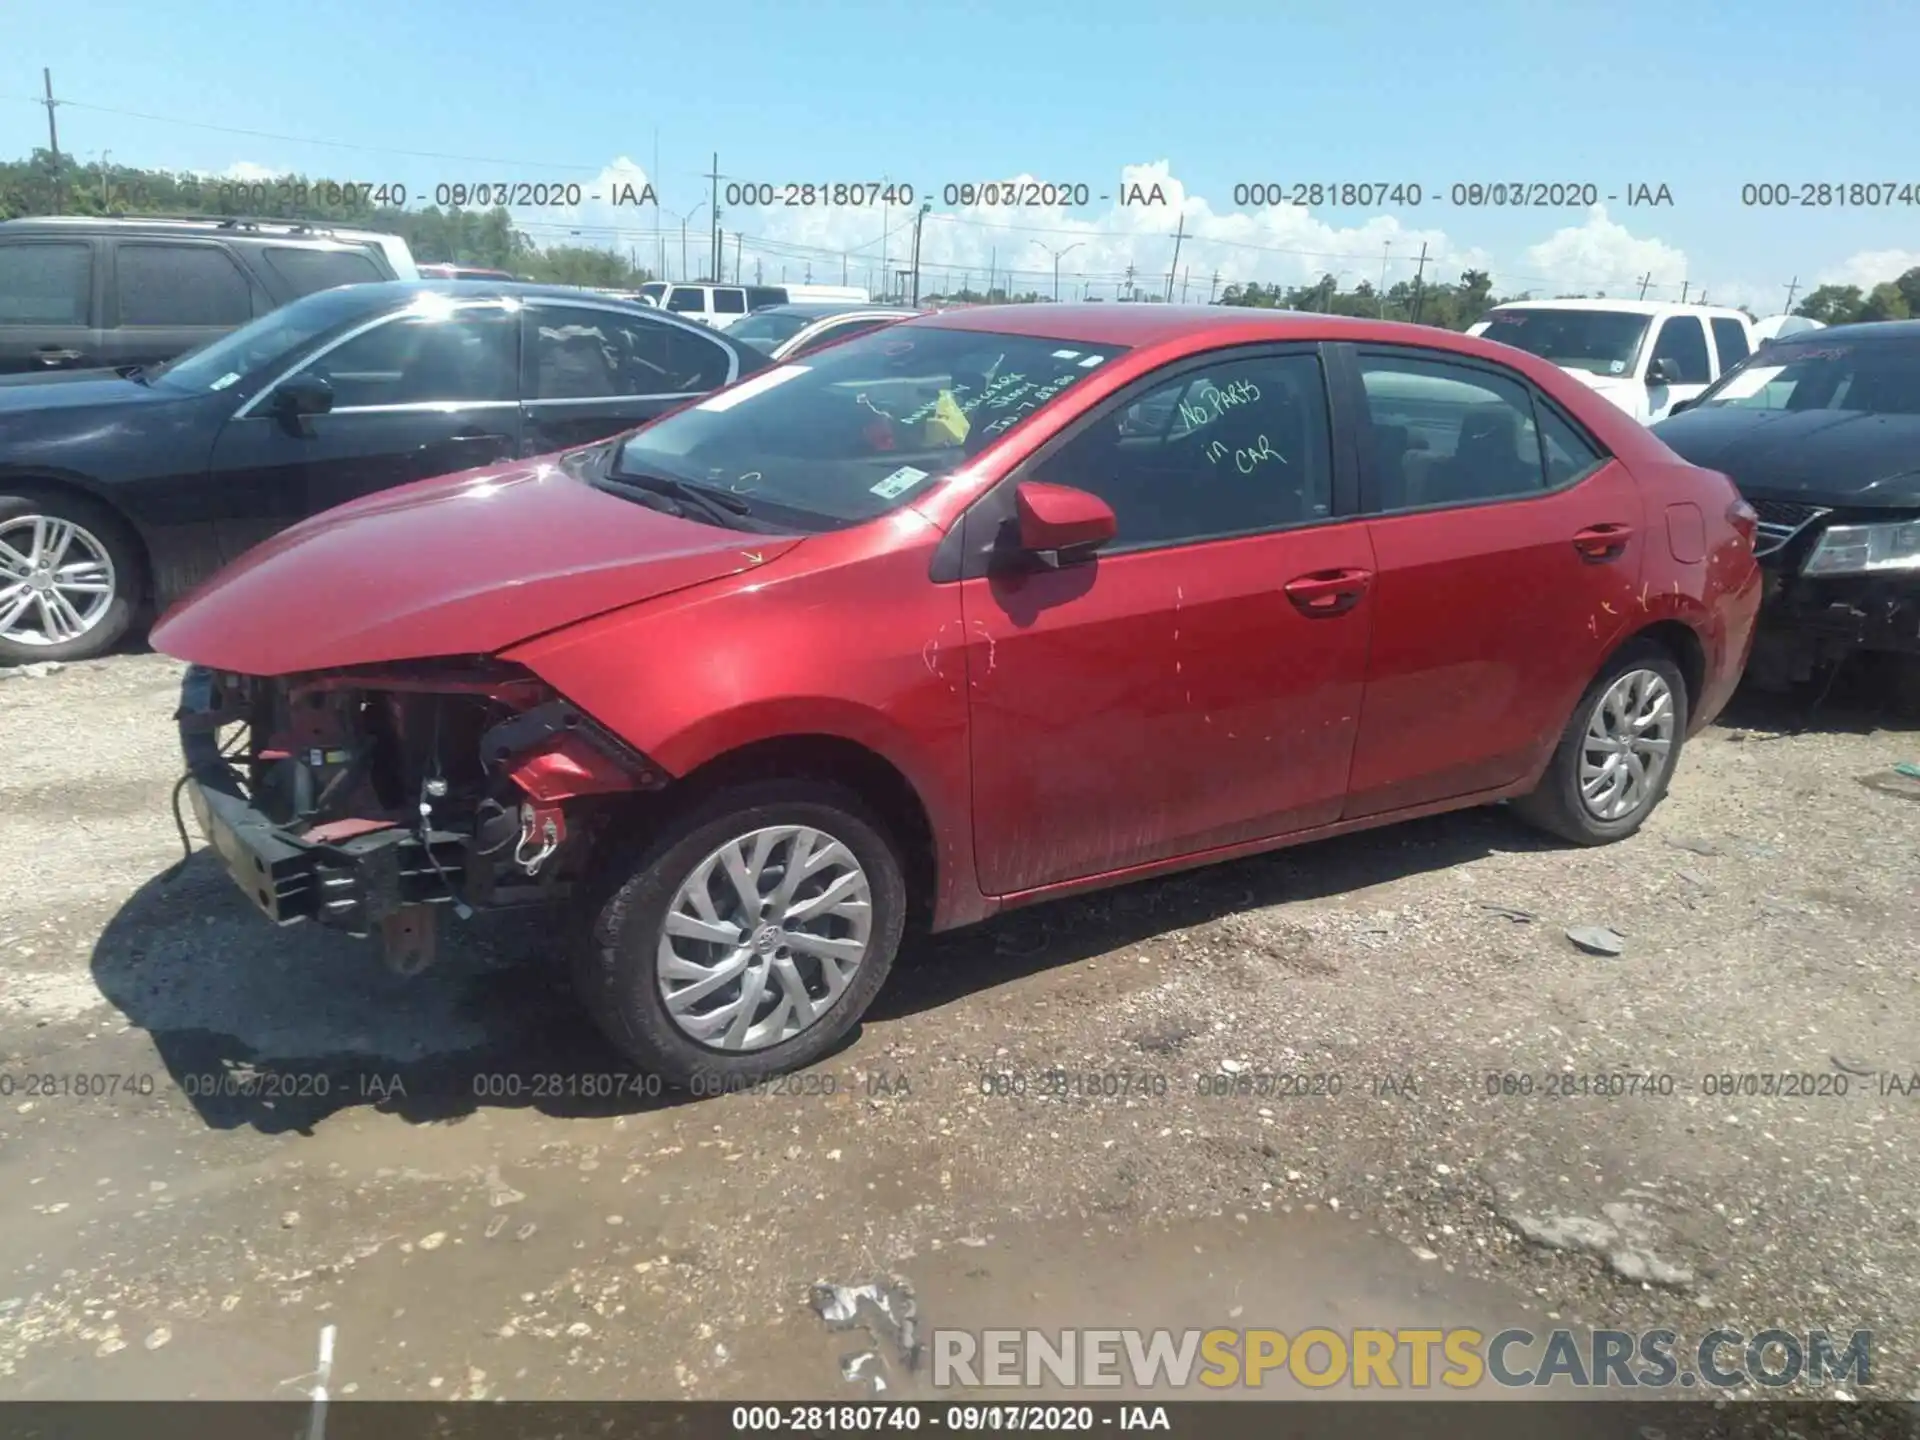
[[612, 326, 1127, 529], [1696, 338, 1920, 414], [1477, 308, 1653, 376], [727, 311, 813, 349], [152, 288, 377, 392]]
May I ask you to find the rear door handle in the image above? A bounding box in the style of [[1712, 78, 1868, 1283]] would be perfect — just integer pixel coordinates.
[[1283, 567, 1373, 617], [35, 348, 83, 364], [1573, 523, 1634, 562]]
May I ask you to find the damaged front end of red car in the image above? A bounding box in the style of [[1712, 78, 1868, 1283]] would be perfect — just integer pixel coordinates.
[[173, 659, 669, 974]]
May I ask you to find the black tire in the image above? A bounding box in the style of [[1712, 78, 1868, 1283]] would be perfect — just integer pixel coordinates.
[[573, 778, 908, 1089], [1511, 639, 1690, 846], [0, 488, 145, 665]]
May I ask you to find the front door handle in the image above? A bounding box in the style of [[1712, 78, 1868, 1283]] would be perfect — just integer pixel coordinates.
[[1284, 567, 1373, 617], [1573, 523, 1634, 563], [35, 348, 83, 365]]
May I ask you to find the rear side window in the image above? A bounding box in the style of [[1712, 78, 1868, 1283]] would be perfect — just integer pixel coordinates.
[[528, 306, 733, 398], [1649, 316, 1711, 385], [262, 246, 384, 296], [1710, 317, 1751, 374], [1536, 405, 1606, 487], [667, 286, 708, 313], [745, 286, 786, 309], [1356, 352, 1548, 509], [117, 243, 253, 327], [0, 242, 91, 324], [712, 289, 747, 314]]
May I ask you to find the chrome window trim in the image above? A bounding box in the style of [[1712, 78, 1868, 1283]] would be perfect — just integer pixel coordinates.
[[233, 298, 516, 419], [523, 391, 703, 409], [327, 400, 521, 416], [522, 298, 739, 400]]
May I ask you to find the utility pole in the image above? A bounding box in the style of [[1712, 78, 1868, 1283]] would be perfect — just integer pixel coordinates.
[[1408, 241, 1430, 323], [1378, 240, 1392, 317], [1783, 276, 1799, 312], [1042, 241, 1083, 302], [706, 152, 721, 281], [988, 247, 996, 300], [680, 217, 690, 284], [1123, 263, 1136, 301], [734, 231, 742, 283], [842, 252, 849, 284], [1208, 270, 1220, 303], [1181, 266, 1190, 303], [1637, 272, 1652, 300], [755, 258, 764, 285], [40, 69, 63, 214], [1164, 213, 1186, 301], [1679, 279, 1690, 304], [909, 202, 931, 305]]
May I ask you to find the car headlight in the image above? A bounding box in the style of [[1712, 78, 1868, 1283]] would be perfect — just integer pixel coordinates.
[[1801, 519, 1920, 576]]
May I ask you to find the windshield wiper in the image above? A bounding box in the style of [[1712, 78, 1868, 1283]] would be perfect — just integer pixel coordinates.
[[601, 469, 753, 527]]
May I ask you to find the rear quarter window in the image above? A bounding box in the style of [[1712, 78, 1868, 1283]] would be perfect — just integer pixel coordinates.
[[262, 246, 386, 296]]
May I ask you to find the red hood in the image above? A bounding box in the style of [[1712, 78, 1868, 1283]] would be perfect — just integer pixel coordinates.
[[151, 458, 800, 676]]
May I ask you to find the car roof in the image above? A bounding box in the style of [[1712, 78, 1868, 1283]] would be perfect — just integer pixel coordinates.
[[1487, 297, 1749, 320], [906, 302, 1480, 348], [759, 303, 918, 319], [1780, 319, 1920, 344], [1, 214, 377, 243]]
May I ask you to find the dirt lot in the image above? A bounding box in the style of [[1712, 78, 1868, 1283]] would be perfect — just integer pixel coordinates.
[[1, 652, 1917, 1403]]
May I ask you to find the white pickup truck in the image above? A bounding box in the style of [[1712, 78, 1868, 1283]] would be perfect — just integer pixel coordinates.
[[1467, 299, 1812, 424]]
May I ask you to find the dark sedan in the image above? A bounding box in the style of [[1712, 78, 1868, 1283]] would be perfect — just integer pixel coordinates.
[[1655, 321, 1920, 689], [0, 281, 769, 663]]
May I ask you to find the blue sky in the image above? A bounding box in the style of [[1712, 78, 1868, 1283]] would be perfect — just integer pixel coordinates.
[[6, 0, 1917, 307]]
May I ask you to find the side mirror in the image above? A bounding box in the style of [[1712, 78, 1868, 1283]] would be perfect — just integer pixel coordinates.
[[1014, 481, 1116, 568], [271, 373, 334, 435], [1647, 357, 1683, 386]]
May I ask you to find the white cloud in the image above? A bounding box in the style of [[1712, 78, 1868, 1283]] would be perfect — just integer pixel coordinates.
[[192, 160, 289, 182], [1517, 206, 1689, 298], [1817, 248, 1920, 289]]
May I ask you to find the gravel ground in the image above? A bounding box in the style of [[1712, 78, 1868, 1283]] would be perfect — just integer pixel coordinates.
[[1, 652, 1916, 1402]]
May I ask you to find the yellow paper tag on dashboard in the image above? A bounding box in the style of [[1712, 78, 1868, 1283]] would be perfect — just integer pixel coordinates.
[[921, 389, 971, 447]]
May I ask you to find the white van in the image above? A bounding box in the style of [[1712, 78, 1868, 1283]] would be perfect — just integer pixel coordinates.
[[634, 281, 870, 328]]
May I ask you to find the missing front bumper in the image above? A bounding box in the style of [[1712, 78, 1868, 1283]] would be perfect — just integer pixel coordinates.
[[176, 666, 470, 935]]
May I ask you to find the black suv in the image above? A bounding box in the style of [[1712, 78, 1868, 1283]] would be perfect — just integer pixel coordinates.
[[0, 215, 408, 376]]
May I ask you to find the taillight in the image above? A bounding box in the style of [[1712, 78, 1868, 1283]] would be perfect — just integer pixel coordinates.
[[1727, 496, 1759, 548]]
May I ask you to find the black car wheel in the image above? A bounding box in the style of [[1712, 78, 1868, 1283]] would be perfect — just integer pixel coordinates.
[[0, 490, 145, 665], [573, 778, 907, 1089], [1512, 639, 1690, 845]]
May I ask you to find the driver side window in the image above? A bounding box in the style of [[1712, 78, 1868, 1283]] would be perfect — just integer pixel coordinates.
[[291, 308, 517, 410], [1036, 353, 1335, 552]]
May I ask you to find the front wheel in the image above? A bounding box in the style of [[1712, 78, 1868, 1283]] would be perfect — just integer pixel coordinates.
[[573, 779, 907, 1089], [1512, 640, 1690, 845]]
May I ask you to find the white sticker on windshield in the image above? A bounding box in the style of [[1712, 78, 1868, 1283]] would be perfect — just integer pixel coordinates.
[[871, 465, 931, 499], [1608, 360, 1626, 375], [1051, 349, 1081, 359], [209, 372, 242, 391], [694, 363, 811, 412], [1713, 364, 1785, 400], [1078, 354, 1105, 368]]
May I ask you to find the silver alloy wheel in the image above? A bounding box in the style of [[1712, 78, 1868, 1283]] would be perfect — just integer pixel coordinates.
[[0, 515, 117, 649], [1579, 668, 1676, 822], [656, 824, 874, 1051]]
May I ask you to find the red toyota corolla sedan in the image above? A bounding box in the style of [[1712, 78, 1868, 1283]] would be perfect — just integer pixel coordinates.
[[153, 306, 1762, 1087]]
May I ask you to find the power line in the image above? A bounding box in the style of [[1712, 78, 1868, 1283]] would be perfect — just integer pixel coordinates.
[[2, 91, 673, 177]]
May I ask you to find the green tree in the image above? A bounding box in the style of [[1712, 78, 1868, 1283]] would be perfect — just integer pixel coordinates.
[[1795, 284, 1864, 324], [1859, 280, 1912, 322]]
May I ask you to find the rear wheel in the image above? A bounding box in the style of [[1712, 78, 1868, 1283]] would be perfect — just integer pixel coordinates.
[[1512, 640, 1689, 845], [0, 491, 144, 664], [573, 778, 907, 1089]]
